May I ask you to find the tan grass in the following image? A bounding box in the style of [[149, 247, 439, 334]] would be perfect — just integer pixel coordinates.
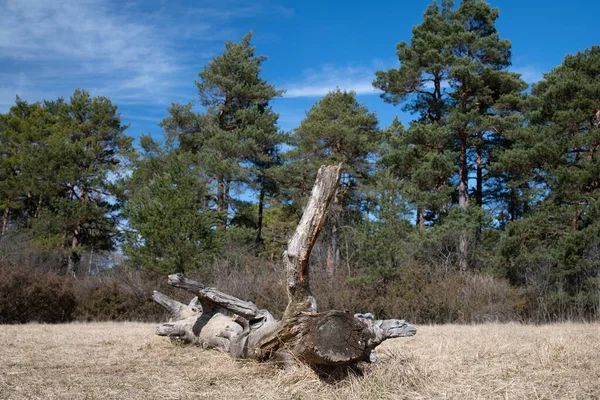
[[1, 322, 598, 399]]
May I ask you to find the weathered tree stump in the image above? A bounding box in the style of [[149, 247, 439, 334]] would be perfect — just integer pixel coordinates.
[[153, 164, 416, 367]]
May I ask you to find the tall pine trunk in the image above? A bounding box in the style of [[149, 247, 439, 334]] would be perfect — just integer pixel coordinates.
[[67, 187, 86, 278], [255, 184, 266, 256], [416, 207, 425, 229], [88, 248, 94, 276], [458, 138, 469, 272], [35, 194, 43, 218], [224, 179, 231, 229], [326, 196, 341, 276], [25, 192, 32, 228], [67, 228, 78, 278], [326, 223, 340, 276], [475, 147, 483, 207], [217, 177, 226, 228]]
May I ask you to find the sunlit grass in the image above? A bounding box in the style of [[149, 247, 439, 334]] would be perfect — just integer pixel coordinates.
[[1, 322, 598, 399]]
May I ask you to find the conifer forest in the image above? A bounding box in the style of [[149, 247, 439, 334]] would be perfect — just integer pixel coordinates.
[[1, 0, 599, 325]]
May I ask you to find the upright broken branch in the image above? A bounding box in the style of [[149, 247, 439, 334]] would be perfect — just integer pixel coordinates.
[[283, 163, 342, 317]]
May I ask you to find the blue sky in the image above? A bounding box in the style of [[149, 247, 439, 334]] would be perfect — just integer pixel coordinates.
[[1, 0, 598, 141]]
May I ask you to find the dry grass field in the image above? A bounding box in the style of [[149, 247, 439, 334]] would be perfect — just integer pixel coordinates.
[[0, 322, 599, 399]]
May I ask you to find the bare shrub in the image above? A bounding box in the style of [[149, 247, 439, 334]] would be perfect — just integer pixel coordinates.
[[454, 273, 524, 322], [0, 262, 77, 323], [335, 264, 524, 324], [199, 256, 288, 317], [74, 281, 157, 322], [73, 265, 187, 322]]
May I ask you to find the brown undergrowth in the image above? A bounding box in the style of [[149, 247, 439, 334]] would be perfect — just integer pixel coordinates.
[[1, 322, 599, 399]]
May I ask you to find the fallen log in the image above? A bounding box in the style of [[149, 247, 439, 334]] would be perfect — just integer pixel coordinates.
[[153, 164, 416, 366]]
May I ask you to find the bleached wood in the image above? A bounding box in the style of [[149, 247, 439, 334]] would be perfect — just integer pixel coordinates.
[[166, 273, 273, 323], [153, 290, 244, 351], [283, 164, 343, 316], [152, 291, 199, 321]]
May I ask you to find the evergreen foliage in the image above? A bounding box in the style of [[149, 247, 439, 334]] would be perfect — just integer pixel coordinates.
[[122, 136, 225, 273], [0, 90, 132, 276], [290, 89, 380, 273]]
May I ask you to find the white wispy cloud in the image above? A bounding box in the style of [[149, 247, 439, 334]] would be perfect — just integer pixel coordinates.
[[512, 65, 545, 85], [0, 0, 182, 105], [283, 63, 384, 98], [0, 0, 287, 110]]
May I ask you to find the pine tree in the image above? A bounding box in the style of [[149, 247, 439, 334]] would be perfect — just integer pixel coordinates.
[[122, 136, 222, 273], [373, 0, 456, 227], [497, 47, 600, 317], [0, 90, 132, 275], [41, 90, 132, 276], [0, 98, 44, 239], [375, 0, 526, 271], [291, 89, 379, 274], [161, 32, 283, 246], [379, 117, 454, 227]]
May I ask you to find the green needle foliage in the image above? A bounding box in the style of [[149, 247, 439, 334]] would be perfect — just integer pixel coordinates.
[[289, 89, 380, 213], [160, 32, 283, 253], [0, 90, 133, 276], [122, 136, 223, 273], [497, 47, 600, 318], [379, 117, 455, 227], [375, 0, 527, 271]]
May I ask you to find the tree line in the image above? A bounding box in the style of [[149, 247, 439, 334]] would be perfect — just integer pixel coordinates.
[[1, 0, 599, 322]]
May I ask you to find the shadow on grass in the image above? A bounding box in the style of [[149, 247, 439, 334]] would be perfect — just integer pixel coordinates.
[[311, 364, 365, 383]]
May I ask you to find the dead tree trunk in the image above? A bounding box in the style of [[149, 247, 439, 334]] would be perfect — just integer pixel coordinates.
[[153, 164, 416, 367]]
